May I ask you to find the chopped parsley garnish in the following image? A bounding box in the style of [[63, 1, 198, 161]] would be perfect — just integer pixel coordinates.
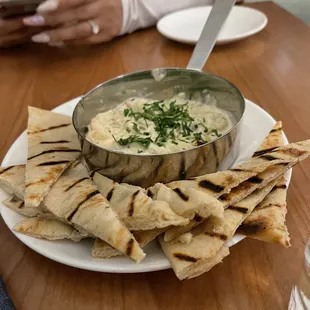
[[117, 135, 153, 148], [193, 133, 208, 146], [132, 123, 140, 133], [117, 100, 221, 149], [210, 129, 222, 137]]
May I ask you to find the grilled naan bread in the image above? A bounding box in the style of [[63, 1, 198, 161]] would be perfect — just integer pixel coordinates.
[[91, 239, 121, 259], [0, 165, 25, 200], [2, 196, 55, 218], [218, 121, 288, 208], [237, 122, 291, 247], [41, 160, 145, 263], [13, 218, 85, 242], [92, 228, 166, 259], [238, 175, 290, 247], [3, 196, 35, 217], [0, 164, 55, 217], [253, 121, 284, 156], [164, 139, 310, 239], [164, 160, 294, 243], [25, 107, 81, 209], [149, 183, 224, 243], [160, 178, 279, 280], [159, 235, 229, 280], [148, 183, 224, 220], [167, 140, 310, 195], [92, 173, 188, 231]]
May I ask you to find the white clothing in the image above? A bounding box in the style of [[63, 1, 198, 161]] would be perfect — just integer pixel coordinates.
[[120, 0, 213, 35]]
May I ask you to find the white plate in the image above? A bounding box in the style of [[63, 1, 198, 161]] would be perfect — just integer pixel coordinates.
[[157, 6, 268, 45], [0, 97, 290, 273]]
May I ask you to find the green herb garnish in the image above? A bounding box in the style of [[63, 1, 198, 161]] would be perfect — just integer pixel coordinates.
[[210, 129, 221, 137], [117, 100, 214, 149], [192, 132, 208, 146], [117, 135, 153, 148], [133, 123, 140, 133]]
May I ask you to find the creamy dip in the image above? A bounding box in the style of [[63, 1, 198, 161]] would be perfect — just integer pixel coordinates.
[[87, 95, 234, 155]]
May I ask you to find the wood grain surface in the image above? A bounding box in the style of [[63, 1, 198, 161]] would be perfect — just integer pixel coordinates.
[[1, 2, 310, 309]]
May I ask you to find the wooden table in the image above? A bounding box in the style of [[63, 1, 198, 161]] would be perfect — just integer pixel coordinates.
[[1, 2, 310, 309]]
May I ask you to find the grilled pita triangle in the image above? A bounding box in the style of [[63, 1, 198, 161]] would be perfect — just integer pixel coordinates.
[[0, 164, 55, 217], [238, 175, 290, 247], [13, 218, 85, 242], [25, 107, 81, 209], [159, 235, 229, 280], [148, 183, 224, 220], [218, 121, 287, 207], [237, 122, 290, 247], [92, 239, 121, 259], [0, 165, 25, 200], [160, 178, 279, 280], [253, 121, 283, 156], [2, 196, 55, 218], [163, 162, 293, 243], [92, 173, 189, 231], [149, 182, 224, 243], [2, 196, 34, 217], [92, 228, 166, 259], [164, 139, 310, 240], [167, 139, 310, 195], [41, 160, 145, 263]]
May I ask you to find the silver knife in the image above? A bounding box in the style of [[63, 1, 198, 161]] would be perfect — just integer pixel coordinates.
[[187, 0, 236, 70]]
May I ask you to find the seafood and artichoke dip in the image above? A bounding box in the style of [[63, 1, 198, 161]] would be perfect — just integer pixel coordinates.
[[87, 95, 235, 155]]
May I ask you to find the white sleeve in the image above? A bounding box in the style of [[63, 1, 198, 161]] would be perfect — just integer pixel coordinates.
[[120, 0, 214, 35]]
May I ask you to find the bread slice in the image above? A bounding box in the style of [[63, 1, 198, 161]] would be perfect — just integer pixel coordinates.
[[237, 122, 291, 247], [148, 183, 224, 220], [25, 107, 81, 209], [92, 173, 189, 231], [159, 178, 279, 280], [0, 164, 54, 217], [41, 160, 145, 263], [0, 165, 25, 200], [252, 121, 284, 156], [167, 139, 310, 195], [13, 217, 85, 242], [164, 139, 310, 240], [147, 183, 224, 243], [92, 228, 166, 259], [2, 196, 54, 218], [159, 236, 229, 280], [218, 121, 287, 207], [238, 175, 290, 247]]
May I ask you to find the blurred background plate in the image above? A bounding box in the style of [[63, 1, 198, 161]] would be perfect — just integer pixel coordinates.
[[157, 6, 268, 45]]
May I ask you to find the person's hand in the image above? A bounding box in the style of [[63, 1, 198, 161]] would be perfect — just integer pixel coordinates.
[[23, 0, 123, 45], [0, 17, 33, 47]]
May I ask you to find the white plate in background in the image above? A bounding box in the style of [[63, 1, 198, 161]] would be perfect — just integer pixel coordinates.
[[157, 6, 268, 45], [0, 97, 289, 273]]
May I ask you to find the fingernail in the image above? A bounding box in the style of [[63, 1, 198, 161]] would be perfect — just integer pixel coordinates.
[[23, 15, 45, 26], [37, 0, 58, 13], [31, 33, 50, 43]]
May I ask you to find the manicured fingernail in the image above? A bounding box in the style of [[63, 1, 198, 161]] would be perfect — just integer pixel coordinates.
[[31, 33, 50, 43], [23, 15, 45, 26], [37, 0, 58, 13]]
